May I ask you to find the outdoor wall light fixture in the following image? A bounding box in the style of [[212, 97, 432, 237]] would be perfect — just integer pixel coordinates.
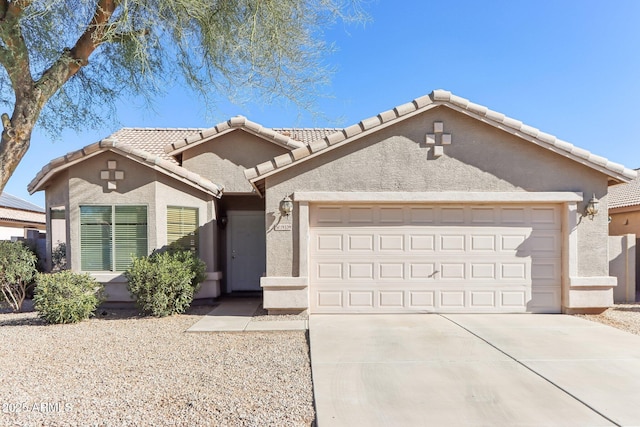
[[279, 195, 294, 217], [585, 194, 599, 219]]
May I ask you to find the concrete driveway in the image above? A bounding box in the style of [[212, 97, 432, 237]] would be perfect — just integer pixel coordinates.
[[309, 314, 640, 426]]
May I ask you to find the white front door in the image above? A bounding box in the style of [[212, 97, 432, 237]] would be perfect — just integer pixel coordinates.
[[227, 211, 266, 292]]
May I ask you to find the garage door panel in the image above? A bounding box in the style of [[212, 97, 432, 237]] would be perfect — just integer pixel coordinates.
[[501, 291, 528, 307], [316, 234, 343, 251], [470, 291, 496, 307], [379, 207, 405, 223], [378, 234, 404, 251], [410, 235, 436, 250], [410, 263, 436, 279], [409, 207, 436, 224], [470, 263, 496, 279], [348, 263, 374, 279], [471, 235, 496, 251], [310, 204, 561, 313], [441, 234, 466, 251], [470, 207, 497, 223], [379, 263, 404, 279], [409, 291, 436, 308], [441, 207, 465, 223], [379, 291, 404, 308], [348, 234, 374, 251], [347, 207, 374, 223]]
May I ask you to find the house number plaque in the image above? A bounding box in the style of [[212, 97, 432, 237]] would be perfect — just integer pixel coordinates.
[[275, 224, 292, 231]]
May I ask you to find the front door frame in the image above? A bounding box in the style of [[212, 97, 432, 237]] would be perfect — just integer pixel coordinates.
[[226, 210, 266, 292]]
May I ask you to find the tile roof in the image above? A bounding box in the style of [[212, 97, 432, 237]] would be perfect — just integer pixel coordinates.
[[110, 128, 205, 164], [28, 125, 343, 197], [0, 206, 45, 224], [28, 138, 223, 197], [609, 170, 640, 209], [163, 116, 339, 155], [271, 128, 343, 145], [0, 192, 44, 212], [244, 90, 637, 192]]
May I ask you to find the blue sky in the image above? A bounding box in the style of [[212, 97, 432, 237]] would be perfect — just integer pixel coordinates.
[[7, 0, 640, 206]]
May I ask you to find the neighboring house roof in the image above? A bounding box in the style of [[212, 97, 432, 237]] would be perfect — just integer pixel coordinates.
[[0, 193, 45, 226], [608, 170, 640, 209], [0, 192, 44, 213], [0, 206, 45, 225], [163, 115, 340, 156], [28, 139, 224, 197], [244, 89, 637, 194]]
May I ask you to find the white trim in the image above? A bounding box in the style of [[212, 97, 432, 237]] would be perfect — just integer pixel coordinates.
[[90, 272, 127, 283], [298, 201, 310, 278], [569, 276, 617, 287], [207, 271, 223, 280], [561, 202, 579, 310], [260, 276, 308, 288], [294, 191, 583, 203]]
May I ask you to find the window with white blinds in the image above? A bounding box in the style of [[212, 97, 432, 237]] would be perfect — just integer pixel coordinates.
[[167, 206, 198, 252], [80, 205, 148, 271]]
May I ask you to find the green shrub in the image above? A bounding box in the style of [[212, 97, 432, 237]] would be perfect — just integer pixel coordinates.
[[125, 249, 206, 317], [0, 240, 37, 312], [51, 241, 67, 271], [33, 271, 105, 324]]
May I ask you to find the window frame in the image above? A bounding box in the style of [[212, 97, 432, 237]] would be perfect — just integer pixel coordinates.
[[79, 204, 148, 272], [166, 206, 199, 253]]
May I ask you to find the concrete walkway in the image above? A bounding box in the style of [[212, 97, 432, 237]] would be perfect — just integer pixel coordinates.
[[186, 298, 308, 332], [309, 314, 640, 426]]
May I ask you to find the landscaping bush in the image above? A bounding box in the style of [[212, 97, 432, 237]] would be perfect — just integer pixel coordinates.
[[33, 271, 105, 324], [0, 240, 37, 312], [125, 249, 206, 317], [51, 241, 67, 271]]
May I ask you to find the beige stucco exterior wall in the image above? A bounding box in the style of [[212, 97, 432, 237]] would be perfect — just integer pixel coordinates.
[[262, 107, 611, 310], [181, 130, 290, 194], [608, 234, 636, 303], [610, 207, 640, 237], [43, 151, 220, 300]]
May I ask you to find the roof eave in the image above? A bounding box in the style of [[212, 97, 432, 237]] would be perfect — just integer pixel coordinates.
[[30, 144, 223, 198], [164, 120, 305, 158], [245, 90, 637, 185]]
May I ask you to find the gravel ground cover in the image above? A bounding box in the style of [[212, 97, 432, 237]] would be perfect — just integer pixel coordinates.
[[575, 303, 640, 336], [2, 298, 637, 427], [0, 305, 315, 427]]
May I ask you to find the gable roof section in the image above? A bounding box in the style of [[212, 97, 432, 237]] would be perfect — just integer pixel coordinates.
[[164, 116, 336, 156], [609, 170, 640, 209], [28, 138, 223, 197], [244, 90, 637, 194]]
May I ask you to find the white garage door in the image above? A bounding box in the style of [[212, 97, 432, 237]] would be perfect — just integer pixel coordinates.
[[309, 204, 561, 313]]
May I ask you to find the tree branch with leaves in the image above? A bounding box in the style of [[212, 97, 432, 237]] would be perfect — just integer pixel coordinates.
[[0, 0, 366, 193]]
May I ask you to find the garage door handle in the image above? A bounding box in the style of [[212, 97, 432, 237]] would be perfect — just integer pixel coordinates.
[[429, 270, 439, 278]]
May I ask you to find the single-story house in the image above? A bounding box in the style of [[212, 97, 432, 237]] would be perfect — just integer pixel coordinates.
[[28, 90, 636, 314], [0, 192, 45, 240]]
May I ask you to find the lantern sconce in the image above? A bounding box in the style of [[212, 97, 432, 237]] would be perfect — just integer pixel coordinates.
[[585, 194, 599, 219], [279, 195, 294, 217]]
